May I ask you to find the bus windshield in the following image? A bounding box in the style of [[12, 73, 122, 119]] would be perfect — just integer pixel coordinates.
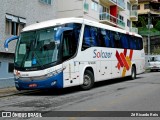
[[15, 23, 82, 70]]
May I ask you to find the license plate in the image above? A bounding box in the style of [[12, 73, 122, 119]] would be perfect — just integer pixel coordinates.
[[29, 84, 37, 88]]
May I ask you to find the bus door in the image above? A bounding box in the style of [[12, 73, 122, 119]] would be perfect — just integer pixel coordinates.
[[61, 29, 79, 87]]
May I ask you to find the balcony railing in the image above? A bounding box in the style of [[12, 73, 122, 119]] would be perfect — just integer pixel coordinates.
[[130, 10, 138, 17], [109, 0, 117, 3], [99, 12, 125, 29], [130, 27, 138, 33], [100, 0, 125, 10], [117, 19, 125, 28], [117, 0, 125, 10]]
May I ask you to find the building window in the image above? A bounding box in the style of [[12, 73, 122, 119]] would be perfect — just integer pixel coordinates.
[[91, 1, 98, 11], [144, 4, 150, 9], [137, 5, 140, 10], [39, 0, 52, 5], [127, 19, 131, 27], [118, 15, 124, 21], [132, 5, 138, 10], [5, 14, 26, 35], [8, 63, 14, 73], [127, 2, 131, 10]]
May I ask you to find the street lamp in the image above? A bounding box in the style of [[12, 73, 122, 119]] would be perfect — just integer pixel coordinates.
[[148, 12, 151, 55]]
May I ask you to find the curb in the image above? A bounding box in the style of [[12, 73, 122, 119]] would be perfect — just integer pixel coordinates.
[[0, 87, 36, 98]]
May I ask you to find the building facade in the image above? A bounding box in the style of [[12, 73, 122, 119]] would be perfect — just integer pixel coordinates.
[[57, 0, 138, 33], [137, 0, 160, 54], [0, 0, 138, 86], [0, 0, 56, 82]]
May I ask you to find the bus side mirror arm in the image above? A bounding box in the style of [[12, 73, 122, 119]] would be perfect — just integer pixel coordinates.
[[4, 36, 19, 51]]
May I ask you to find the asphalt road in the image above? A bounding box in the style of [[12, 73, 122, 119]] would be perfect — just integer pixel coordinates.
[[0, 72, 160, 120]]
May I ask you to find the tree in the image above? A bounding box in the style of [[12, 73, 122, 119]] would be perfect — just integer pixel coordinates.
[[155, 21, 160, 31], [134, 16, 147, 27], [152, 47, 160, 54]]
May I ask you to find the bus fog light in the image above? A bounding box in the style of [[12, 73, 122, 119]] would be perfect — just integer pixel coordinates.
[[51, 81, 57, 86]]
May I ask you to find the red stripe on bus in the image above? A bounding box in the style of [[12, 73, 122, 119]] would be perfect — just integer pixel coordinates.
[[116, 51, 124, 67], [120, 53, 129, 70], [129, 50, 133, 60], [124, 49, 127, 56]]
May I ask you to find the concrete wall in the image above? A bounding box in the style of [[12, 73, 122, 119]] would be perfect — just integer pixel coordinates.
[[0, 0, 57, 53], [57, 0, 99, 21], [138, 2, 150, 14], [0, 0, 57, 88]]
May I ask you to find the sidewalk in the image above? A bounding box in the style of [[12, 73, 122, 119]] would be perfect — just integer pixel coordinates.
[[0, 77, 14, 89], [0, 87, 18, 97], [0, 87, 35, 98]]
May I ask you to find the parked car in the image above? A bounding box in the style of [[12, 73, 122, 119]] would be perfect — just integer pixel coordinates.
[[148, 56, 160, 72]]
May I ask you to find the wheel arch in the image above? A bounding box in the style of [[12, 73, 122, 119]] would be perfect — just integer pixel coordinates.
[[80, 65, 95, 85]]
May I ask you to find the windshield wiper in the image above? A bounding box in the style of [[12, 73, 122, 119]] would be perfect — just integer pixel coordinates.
[[33, 51, 44, 69]]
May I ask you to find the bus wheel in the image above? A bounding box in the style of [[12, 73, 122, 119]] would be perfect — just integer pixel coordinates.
[[130, 66, 136, 80], [81, 70, 94, 90]]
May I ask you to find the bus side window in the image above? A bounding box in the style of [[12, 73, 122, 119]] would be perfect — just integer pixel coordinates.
[[121, 34, 129, 49], [90, 27, 98, 46], [140, 38, 143, 50], [62, 31, 77, 61], [137, 37, 143, 50], [82, 26, 99, 50], [113, 32, 121, 48], [98, 28, 107, 47], [109, 31, 114, 48], [104, 30, 111, 47], [129, 35, 136, 50], [82, 26, 91, 50]]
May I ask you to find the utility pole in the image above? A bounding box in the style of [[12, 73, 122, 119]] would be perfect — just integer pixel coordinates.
[[148, 12, 151, 55]]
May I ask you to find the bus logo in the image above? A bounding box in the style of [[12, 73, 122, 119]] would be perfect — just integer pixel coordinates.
[[93, 49, 112, 58], [116, 49, 133, 77]]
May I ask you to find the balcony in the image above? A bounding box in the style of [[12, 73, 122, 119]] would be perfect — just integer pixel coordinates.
[[130, 10, 138, 21], [100, 0, 125, 11], [150, 2, 160, 14], [130, 0, 138, 4], [84, 2, 89, 13], [130, 27, 138, 33], [99, 12, 125, 29], [117, 0, 125, 11], [150, 8, 160, 15]]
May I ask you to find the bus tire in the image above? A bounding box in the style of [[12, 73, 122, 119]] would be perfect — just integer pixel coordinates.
[[81, 70, 94, 90], [130, 66, 136, 80]]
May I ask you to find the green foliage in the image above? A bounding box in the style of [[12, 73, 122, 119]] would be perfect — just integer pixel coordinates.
[[155, 21, 160, 31], [152, 48, 160, 54], [134, 16, 147, 27]]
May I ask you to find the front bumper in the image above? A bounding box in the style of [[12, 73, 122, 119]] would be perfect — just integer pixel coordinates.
[[15, 72, 63, 90]]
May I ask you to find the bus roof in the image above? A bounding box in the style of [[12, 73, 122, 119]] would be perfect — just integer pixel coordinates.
[[23, 17, 142, 38]]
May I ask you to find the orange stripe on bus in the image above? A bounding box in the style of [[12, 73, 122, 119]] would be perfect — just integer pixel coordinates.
[[122, 67, 126, 77], [126, 56, 131, 68]]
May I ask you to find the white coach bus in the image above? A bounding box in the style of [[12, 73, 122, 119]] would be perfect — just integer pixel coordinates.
[[4, 18, 145, 90]]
